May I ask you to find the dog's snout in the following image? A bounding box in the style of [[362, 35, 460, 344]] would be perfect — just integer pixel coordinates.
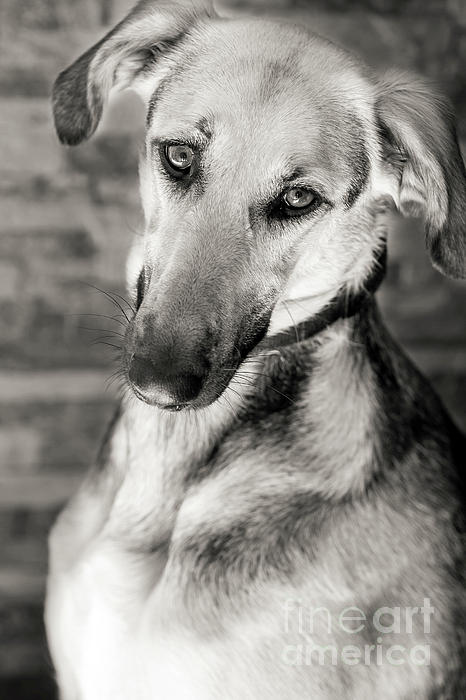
[[128, 352, 204, 407], [126, 309, 212, 408]]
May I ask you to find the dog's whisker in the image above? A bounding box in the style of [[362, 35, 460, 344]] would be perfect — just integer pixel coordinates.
[[230, 370, 273, 380], [220, 367, 294, 404], [231, 372, 255, 383], [230, 375, 254, 385], [106, 289, 136, 314], [91, 334, 126, 345], [230, 379, 255, 392], [235, 372, 294, 404], [218, 394, 236, 419], [216, 382, 242, 418], [78, 327, 126, 339], [68, 313, 128, 327], [83, 283, 133, 323], [105, 371, 127, 392], [232, 343, 244, 363], [248, 351, 283, 360], [225, 385, 244, 402], [282, 300, 300, 345], [92, 340, 123, 351], [282, 298, 309, 313], [106, 368, 125, 383]]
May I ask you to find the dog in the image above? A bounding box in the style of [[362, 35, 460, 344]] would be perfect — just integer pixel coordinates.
[[45, 1, 466, 698]]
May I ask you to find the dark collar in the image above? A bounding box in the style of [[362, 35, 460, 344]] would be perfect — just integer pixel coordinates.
[[252, 246, 387, 355]]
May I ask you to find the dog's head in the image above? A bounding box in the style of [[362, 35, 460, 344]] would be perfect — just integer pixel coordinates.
[[53, 0, 466, 410]]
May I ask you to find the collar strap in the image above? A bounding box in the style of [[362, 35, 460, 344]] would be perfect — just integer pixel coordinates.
[[253, 246, 387, 355]]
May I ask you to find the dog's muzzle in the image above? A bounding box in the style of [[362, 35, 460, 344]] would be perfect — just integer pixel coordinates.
[[125, 308, 213, 409]]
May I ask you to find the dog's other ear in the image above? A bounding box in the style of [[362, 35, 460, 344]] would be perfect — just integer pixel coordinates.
[[376, 70, 466, 279], [52, 0, 213, 147]]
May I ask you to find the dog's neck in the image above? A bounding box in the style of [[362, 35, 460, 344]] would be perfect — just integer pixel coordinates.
[[258, 244, 387, 356], [237, 300, 387, 497], [110, 295, 409, 551]]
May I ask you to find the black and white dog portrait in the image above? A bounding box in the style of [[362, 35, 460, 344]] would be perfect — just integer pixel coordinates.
[[1, 1, 465, 699]]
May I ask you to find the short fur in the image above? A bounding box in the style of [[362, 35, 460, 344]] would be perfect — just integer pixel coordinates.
[[46, 2, 466, 699]]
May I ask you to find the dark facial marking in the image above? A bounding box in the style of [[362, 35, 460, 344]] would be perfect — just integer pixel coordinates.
[[234, 302, 275, 362], [145, 36, 195, 127], [194, 116, 213, 140], [342, 116, 370, 208], [136, 268, 145, 311], [256, 57, 299, 103], [146, 79, 170, 127]]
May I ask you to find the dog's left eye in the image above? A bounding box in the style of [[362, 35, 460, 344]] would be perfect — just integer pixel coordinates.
[[162, 143, 195, 178], [267, 186, 323, 222], [283, 187, 317, 212]]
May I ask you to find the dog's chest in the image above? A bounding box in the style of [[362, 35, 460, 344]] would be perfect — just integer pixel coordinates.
[[44, 418, 259, 698], [47, 524, 434, 700], [45, 394, 425, 699], [47, 539, 170, 700], [46, 525, 293, 700], [46, 436, 310, 699]]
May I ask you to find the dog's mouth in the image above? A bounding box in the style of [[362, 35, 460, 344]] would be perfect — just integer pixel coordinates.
[[126, 356, 242, 411], [128, 382, 190, 411], [124, 313, 272, 411]]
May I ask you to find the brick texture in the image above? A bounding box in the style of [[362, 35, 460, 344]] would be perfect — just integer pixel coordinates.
[[0, 0, 465, 694]]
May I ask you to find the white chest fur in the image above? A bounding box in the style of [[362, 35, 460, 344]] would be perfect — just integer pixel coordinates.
[[45, 396, 247, 700], [47, 539, 184, 700], [46, 530, 301, 700]]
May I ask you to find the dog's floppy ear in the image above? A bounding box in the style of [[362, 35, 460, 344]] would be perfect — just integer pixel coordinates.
[[52, 0, 213, 146], [376, 70, 466, 279]]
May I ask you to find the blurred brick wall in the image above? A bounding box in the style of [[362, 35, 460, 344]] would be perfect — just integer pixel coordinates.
[[0, 0, 465, 693]]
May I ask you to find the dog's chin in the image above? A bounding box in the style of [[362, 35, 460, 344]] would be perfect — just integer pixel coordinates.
[[128, 383, 187, 411], [128, 366, 239, 412]]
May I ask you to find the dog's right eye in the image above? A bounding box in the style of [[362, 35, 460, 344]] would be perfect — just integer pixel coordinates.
[[160, 143, 195, 179]]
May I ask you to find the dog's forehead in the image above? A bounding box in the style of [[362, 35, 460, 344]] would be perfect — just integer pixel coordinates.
[[149, 19, 370, 129], [146, 19, 372, 197]]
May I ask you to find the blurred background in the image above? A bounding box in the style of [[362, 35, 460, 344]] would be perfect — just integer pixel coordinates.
[[0, 0, 465, 697]]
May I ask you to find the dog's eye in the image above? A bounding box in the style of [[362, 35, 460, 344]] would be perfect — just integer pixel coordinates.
[[163, 144, 194, 177], [283, 187, 317, 211], [268, 187, 322, 220], [267, 186, 323, 223]]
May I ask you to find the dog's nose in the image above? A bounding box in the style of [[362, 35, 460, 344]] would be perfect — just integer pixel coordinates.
[[128, 353, 205, 407]]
